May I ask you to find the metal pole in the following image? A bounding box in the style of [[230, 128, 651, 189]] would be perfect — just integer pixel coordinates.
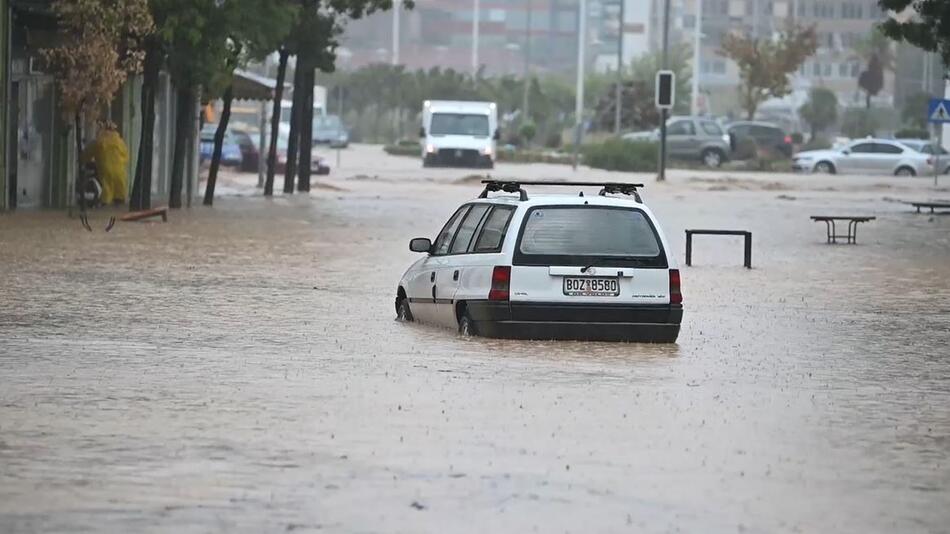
[[614, 0, 625, 134], [936, 125, 942, 188], [658, 0, 671, 182], [691, 0, 702, 116], [258, 101, 266, 188], [572, 0, 587, 171], [392, 0, 400, 65], [522, 0, 532, 123], [472, 0, 480, 75], [336, 86, 343, 169]]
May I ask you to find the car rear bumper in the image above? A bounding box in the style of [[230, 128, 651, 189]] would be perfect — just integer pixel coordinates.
[[466, 301, 683, 343]]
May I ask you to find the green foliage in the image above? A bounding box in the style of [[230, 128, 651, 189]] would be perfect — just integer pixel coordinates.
[[591, 45, 692, 132], [519, 121, 537, 146], [719, 23, 818, 119], [841, 108, 879, 138], [894, 128, 930, 140], [799, 87, 838, 139], [880, 0, 950, 70], [902, 92, 932, 130], [582, 139, 657, 172], [790, 132, 804, 144]]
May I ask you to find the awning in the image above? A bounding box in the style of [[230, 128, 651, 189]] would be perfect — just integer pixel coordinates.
[[232, 69, 287, 102]]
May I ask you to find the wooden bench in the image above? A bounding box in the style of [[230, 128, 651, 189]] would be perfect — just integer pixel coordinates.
[[120, 206, 168, 223], [685, 230, 752, 269], [810, 216, 875, 244], [909, 202, 950, 214]]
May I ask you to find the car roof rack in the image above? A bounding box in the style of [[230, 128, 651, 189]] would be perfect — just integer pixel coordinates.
[[478, 180, 645, 203]]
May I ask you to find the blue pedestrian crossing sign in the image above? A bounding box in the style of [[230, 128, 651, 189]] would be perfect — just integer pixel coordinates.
[[928, 98, 950, 123]]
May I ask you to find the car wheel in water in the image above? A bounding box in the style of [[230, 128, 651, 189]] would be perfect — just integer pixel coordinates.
[[458, 309, 476, 337], [815, 161, 835, 174], [396, 299, 413, 322], [895, 166, 916, 177], [702, 149, 723, 168]]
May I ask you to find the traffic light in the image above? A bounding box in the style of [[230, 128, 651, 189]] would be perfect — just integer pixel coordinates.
[[655, 70, 675, 110]]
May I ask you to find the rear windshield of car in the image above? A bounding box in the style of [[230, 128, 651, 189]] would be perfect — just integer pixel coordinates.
[[514, 206, 666, 268]]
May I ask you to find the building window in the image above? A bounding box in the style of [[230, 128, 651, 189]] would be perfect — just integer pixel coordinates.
[[813, 62, 821, 76], [839, 63, 849, 77]]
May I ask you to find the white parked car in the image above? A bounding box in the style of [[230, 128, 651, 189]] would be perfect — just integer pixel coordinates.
[[394, 181, 683, 343], [793, 138, 933, 176], [897, 139, 950, 174]]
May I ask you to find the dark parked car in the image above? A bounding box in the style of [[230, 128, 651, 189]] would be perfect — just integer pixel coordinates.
[[199, 126, 243, 167], [229, 128, 260, 172], [727, 121, 794, 158]]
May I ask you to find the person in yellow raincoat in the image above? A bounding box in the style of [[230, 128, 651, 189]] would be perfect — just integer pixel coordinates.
[[82, 122, 129, 205]]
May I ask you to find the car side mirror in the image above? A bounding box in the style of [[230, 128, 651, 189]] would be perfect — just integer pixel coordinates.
[[419, 127, 426, 138], [493, 128, 501, 141], [409, 238, 432, 253], [842, 149, 850, 155]]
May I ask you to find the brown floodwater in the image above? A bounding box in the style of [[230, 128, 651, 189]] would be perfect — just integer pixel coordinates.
[[1, 155, 949, 532]]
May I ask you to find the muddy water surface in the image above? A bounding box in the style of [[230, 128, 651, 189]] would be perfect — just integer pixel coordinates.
[[1, 171, 949, 533]]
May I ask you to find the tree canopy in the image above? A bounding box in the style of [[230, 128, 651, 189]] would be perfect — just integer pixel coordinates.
[[880, 0, 950, 68], [799, 87, 838, 139], [719, 24, 817, 120]]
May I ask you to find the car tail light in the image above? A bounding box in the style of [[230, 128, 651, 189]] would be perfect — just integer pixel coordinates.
[[669, 269, 683, 305], [784, 135, 793, 144], [489, 266, 511, 301]]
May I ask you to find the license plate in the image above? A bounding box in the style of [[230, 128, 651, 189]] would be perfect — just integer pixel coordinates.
[[563, 277, 620, 296]]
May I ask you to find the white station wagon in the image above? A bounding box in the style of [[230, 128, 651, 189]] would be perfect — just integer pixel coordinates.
[[395, 181, 683, 343]]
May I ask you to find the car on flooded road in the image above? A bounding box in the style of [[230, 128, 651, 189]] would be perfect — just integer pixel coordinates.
[[394, 180, 683, 343], [792, 138, 933, 176]]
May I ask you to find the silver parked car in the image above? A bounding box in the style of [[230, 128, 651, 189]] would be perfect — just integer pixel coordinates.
[[793, 139, 933, 176], [622, 116, 732, 168], [896, 139, 950, 174]]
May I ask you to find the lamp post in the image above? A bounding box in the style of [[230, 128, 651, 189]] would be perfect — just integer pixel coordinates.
[[691, 0, 702, 116], [614, 0, 625, 134], [658, 0, 671, 182], [572, 0, 587, 170], [472, 0, 480, 74], [392, 0, 400, 65]]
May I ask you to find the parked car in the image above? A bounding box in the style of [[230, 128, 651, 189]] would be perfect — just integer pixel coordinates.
[[793, 138, 933, 176], [622, 116, 731, 167], [199, 126, 243, 167], [395, 180, 683, 343], [897, 139, 950, 173], [229, 128, 260, 172], [726, 121, 794, 158], [313, 114, 349, 148]]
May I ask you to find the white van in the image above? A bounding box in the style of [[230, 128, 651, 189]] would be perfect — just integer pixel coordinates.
[[421, 100, 499, 168], [395, 181, 683, 343]]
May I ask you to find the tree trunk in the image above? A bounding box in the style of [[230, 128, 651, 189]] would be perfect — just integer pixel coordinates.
[[168, 85, 194, 209], [75, 112, 85, 212], [264, 48, 289, 196], [203, 83, 233, 206], [284, 62, 303, 194], [298, 65, 315, 193], [865, 91, 871, 109], [131, 38, 160, 211]]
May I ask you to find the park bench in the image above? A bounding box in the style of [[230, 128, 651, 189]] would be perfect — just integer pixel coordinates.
[[685, 229, 752, 269], [120, 206, 168, 223], [909, 201, 950, 214], [810, 216, 874, 244]]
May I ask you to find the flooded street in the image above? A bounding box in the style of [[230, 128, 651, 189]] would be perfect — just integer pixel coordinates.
[[2, 146, 949, 533]]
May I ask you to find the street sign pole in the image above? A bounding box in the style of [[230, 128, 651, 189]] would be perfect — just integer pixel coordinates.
[[927, 97, 950, 187], [658, 0, 671, 182]]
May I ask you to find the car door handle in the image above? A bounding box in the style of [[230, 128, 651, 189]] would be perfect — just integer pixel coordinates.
[[430, 272, 435, 282], [453, 270, 459, 281]]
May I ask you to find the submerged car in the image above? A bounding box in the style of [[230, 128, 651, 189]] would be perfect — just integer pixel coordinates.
[[394, 180, 683, 343], [793, 138, 932, 176], [313, 114, 349, 148]]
